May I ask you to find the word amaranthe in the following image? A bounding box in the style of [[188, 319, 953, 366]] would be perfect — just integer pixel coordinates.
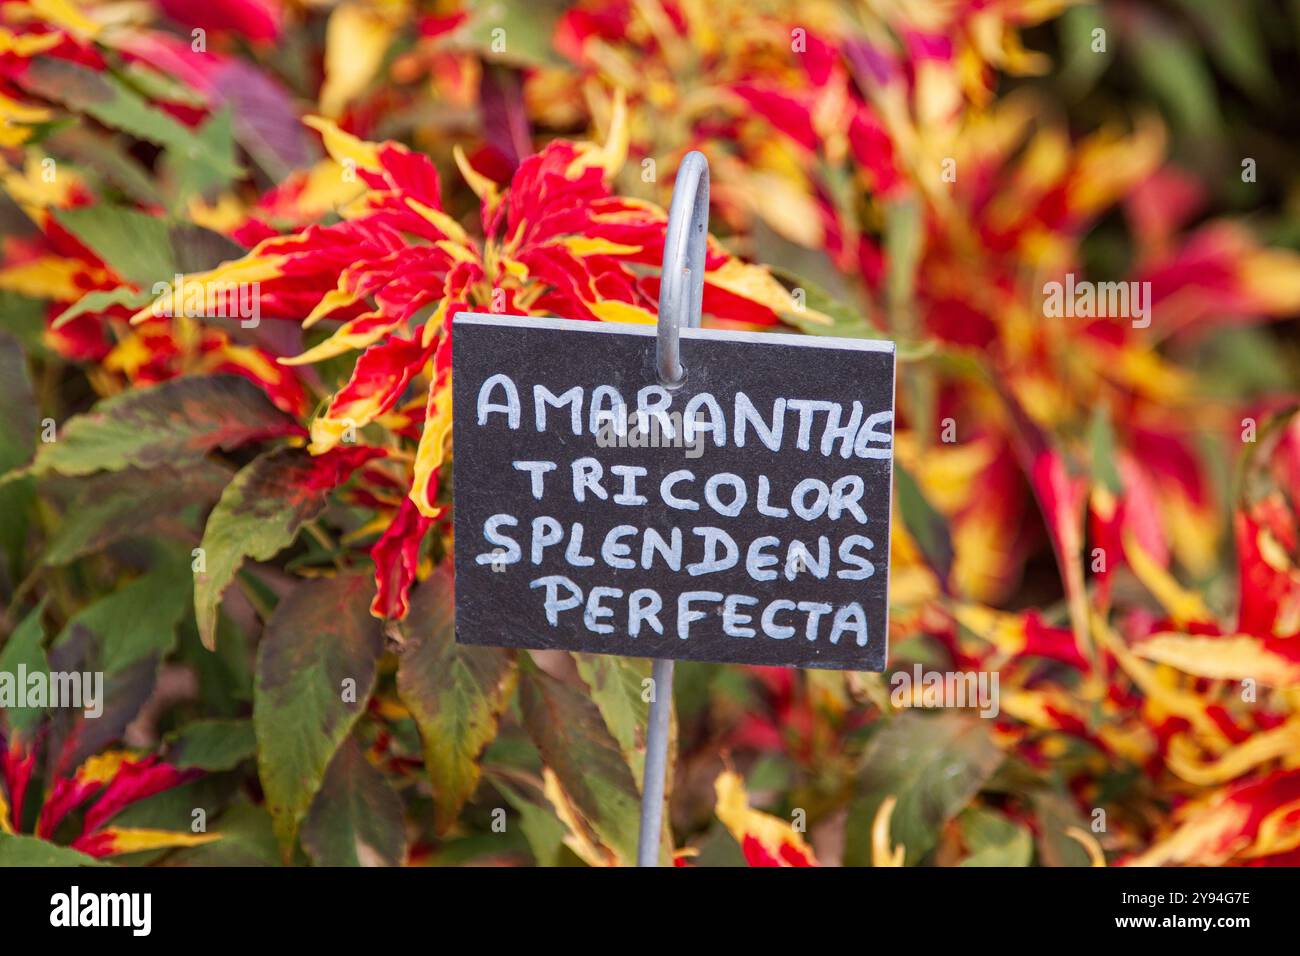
[[476, 374, 893, 458], [452, 313, 895, 670]]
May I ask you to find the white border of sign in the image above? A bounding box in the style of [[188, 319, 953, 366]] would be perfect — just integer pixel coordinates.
[[454, 311, 898, 354]]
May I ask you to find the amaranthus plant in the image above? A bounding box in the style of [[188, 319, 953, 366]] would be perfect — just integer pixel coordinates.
[[1, 0, 1298, 868]]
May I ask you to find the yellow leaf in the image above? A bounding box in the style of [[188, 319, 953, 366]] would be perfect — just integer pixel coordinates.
[[0, 256, 83, 300], [1093, 615, 1225, 740], [705, 258, 833, 326], [95, 828, 222, 857], [1134, 632, 1300, 687], [1167, 719, 1300, 786], [1248, 796, 1300, 858], [589, 299, 656, 325], [29, 0, 101, 39], [103, 334, 155, 378], [1065, 827, 1107, 866], [1126, 792, 1251, 867], [0, 28, 64, 57], [186, 194, 246, 235], [304, 115, 381, 174], [560, 236, 641, 257], [303, 287, 362, 329], [319, 4, 397, 118], [541, 768, 617, 866], [872, 795, 905, 867], [281, 317, 393, 367], [566, 87, 628, 181], [0, 91, 51, 125], [453, 145, 500, 206], [1124, 531, 1214, 626], [405, 197, 472, 246], [744, 170, 824, 249], [1240, 245, 1300, 313], [714, 769, 817, 865], [409, 380, 452, 518], [130, 257, 288, 325], [74, 751, 131, 785]]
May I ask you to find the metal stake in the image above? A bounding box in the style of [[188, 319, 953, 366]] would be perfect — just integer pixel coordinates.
[[636, 657, 675, 866], [636, 151, 709, 867]]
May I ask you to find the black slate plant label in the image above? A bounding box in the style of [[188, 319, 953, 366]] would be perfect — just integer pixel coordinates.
[[450, 313, 895, 671]]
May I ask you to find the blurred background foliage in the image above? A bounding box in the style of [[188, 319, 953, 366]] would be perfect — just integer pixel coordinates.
[[1, 0, 1299, 868]]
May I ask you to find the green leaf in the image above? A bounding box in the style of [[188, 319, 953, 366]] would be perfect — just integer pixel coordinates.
[[958, 807, 1033, 866], [20, 58, 241, 180], [518, 655, 643, 865], [884, 195, 923, 331], [0, 834, 105, 866], [43, 461, 230, 565], [893, 462, 953, 589], [691, 823, 749, 867], [164, 803, 282, 867], [844, 711, 1003, 866], [1087, 407, 1123, 495], [169, 223, 249, 275], [162, 108, 240, 210], [195, 447, 346, 650], [0, 330, 37, 473], [0, 331, 37, 575], [45, 126, 167, 207], [52, 287, 153, 330], [572, 653, 653, 789], [884, 195, 934, 429], [489, 774, 567, 867], [0, 601, 49, 741], [0, 291, 48, 356], [1058, 5, 1112, 97], [179, 612, 254, 718], [770, 266, 883, 338], [22, 374, 300, 479], [1123, 13, 1222, 135], [462, 0, 565, 66], [118, 60, 208, 108], [301, 737, 407, 867], [1173, 0, 1274, 100], [1196, 325, 1295, 399], [53, 562, 190, 676], [254, 573, 384, 857], [52, 205, 176, 288], [44, 563, 190, 775], [101, 776, 231, 867], [396, 565, 516, 834], [165, 718, 257, 772], [1031, 788, 1094, 867]]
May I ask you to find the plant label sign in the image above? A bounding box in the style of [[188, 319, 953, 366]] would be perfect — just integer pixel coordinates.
[[451, 313, 895, 670]]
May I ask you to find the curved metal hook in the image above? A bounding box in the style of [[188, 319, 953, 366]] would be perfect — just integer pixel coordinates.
[[656, 151, 709, 388]]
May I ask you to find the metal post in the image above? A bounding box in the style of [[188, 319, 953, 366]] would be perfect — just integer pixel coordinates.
[[637, 150, 709, 866], [636, 657, 676, 866]]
